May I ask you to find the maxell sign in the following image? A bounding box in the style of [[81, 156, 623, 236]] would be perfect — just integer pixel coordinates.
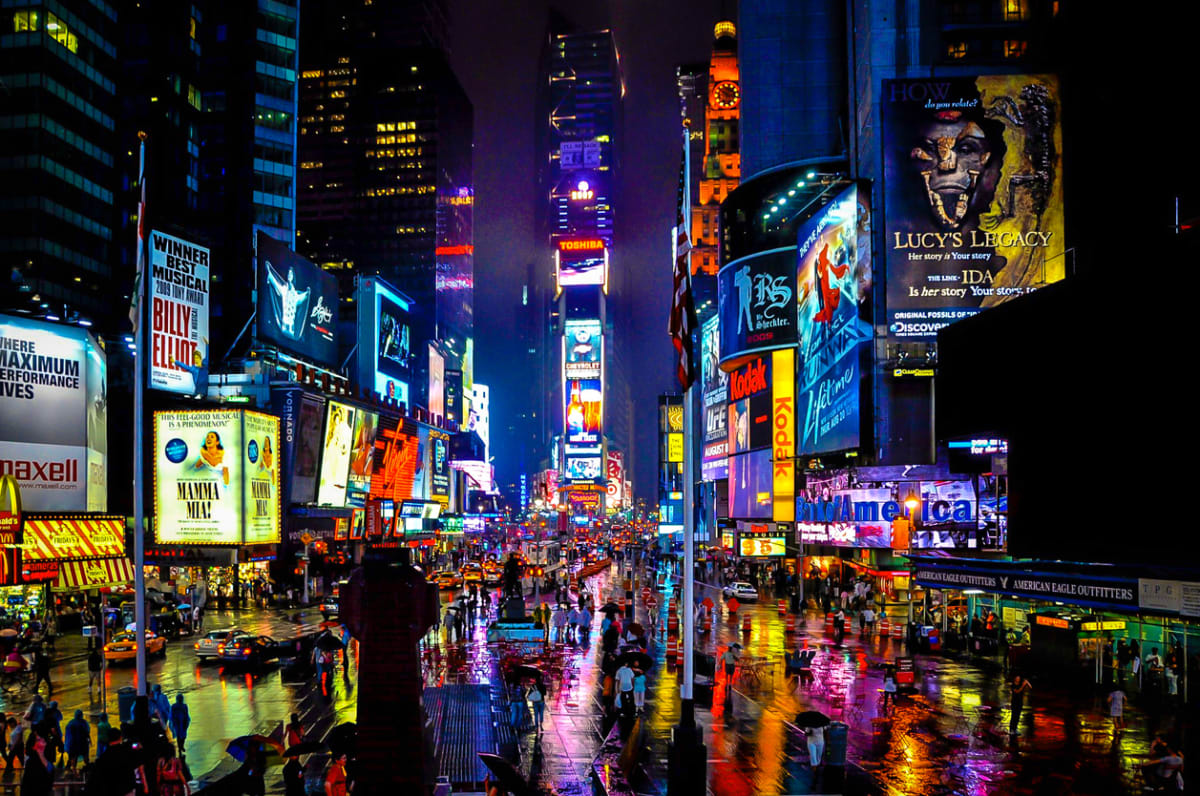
[[0, 315, 107, 511]]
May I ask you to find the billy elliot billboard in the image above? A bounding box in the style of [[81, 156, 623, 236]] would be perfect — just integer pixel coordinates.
[[149, 231, 209, 396], [718, 249, 797, 369], [699, 315, 728, 481], [882, 75, 1065, 339], [796, 184, 872, 455], [256, 232, 339, 368]]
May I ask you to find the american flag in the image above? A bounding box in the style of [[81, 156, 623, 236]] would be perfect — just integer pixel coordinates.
[[668, 145, 697, 390], [129, 134, 147, 333]]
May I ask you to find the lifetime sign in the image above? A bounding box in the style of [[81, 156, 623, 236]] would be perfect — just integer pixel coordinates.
[[796, 495, 973, 524]]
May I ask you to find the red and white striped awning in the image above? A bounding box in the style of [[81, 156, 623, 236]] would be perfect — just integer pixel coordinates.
[[53, 557, 134, 592]]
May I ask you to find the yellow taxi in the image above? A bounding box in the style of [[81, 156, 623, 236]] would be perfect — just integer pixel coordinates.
[[104, 630, 168, 663], [435, 571, 462, 590], [460, 562, 483, 584]]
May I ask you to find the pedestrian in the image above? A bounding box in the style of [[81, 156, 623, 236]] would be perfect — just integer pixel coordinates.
[[509, 686, 528, 731], [527, 680, 545, 734], [23, 693, 46, 726], [64, 709, 90, 771], [881, 664, 898, 711], [3, 717, 24, 770], [283, 757, 306, 796], [170, 694, 191, 753], [20, 729, 54, 796], [87, 645, 104, 700], [1166, 665, 1180, 705], [95, 713, 110, 759], [1142, 743, 1185, 792], [1009, 674, 1033, 737], [453, 605, 465, 641], [152, 683, 172, 726], [722, 645, 740, 692], [615, 662, 636, 717], [43, 700, 63, 765], [286, 713, 304, 749], [566, 605, 580, 643], [581, 605, 593, 644], [237, 740, 268, 796], [804, 724, 826, 768], [158, 748, 190, 796], [443, 606, 456, 641], [834, 608, 846, 644], [633, 667, 647, 713], [553, 605, 568, 643], [1107, 685, 1126, 730], [32, 648, 51, 695], [862, 605, 876, 636], [324, 751, 350, 796]]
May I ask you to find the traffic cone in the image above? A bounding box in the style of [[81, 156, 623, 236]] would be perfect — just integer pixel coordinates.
[[778, 599, 787, 615], [675, 643, 685, 666], [786, 614, 796, 634], [667, 637, 678, 663], [742, 613, 752, 634], [619, 596, 626, 616], [891, 621, 903, 640], [879, 618, 890, 637], [824, 613, 835, 635]]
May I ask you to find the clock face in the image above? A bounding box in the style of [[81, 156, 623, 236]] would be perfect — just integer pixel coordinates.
[[713, 81, 740, 109]]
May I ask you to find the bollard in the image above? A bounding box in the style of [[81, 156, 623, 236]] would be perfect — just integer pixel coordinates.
[[742, 613, 752, 634]]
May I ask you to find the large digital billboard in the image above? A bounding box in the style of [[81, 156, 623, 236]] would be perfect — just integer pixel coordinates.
[[727, 354, 771, 456], [368, 415, 420, 505], [256, 232, 339, 367], [0, 315, 106, 512], [556, 239, 608, 289], [565, 455, 602, 481], [153, 409, 279, 545], [428, 344, 445, 418], [718, 249, 797, 369], [606, 450, 624, 508], [563, 319, 602, 380], [772, 349, 795, 522], [316, 401, 356, 507], [882, 75, 1065, 339], [728, 449, 772, 519], [564, 378, 602, 449], [355, 276, 411, 407], [796, 184, 872, 455], [149, 231, 209, 396], [269, 386, 323, 506], [467, 383, 490, 461], [429, 427, 451, 506], [699, 315, 728, 481], [346, 409, 378, 507]]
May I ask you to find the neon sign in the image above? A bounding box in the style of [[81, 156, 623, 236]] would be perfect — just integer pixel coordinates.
[[558, 239, 605, 252]]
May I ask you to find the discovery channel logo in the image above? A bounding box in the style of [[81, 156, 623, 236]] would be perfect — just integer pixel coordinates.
[[889, 320, 950, 337]]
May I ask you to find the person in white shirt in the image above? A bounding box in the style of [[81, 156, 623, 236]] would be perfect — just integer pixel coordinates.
[[1107, 686, 1126, 730], [614, 663, 636, 715], [805, 725, 826, 768]]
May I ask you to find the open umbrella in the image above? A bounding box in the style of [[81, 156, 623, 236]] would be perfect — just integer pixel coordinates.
[[615, 650, 653, 671], [283, 741, 324, 757], [729, 642, 742, 650], [315, 632, 345, 652], [625, 622, 644, 637], [505, 664, 544, 687], [701, 597, 714, 609], [226, 735, 285, 762], [793, 710, 830, 728], [600, 602, 620, 615], [0, 629, 18, 638], [478, 752, 534, 796], [176, 604, 192, 611], [325, 722, 356, 757]]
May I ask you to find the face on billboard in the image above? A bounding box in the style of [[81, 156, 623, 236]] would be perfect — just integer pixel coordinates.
[[796, 184, 871, 456], [728, 449, 772, 519], [0, 315, 105, 512], [467, 384, 489, 456], [376, 290, 411, 386], [243, 411, 280, 544], [565, 456, 602, 481], [882, 76, 1065, 339], [563, 320, 602, 379], [565, 378, 602, 448], [317, 401, 356, 507], [728, 394, 772, 455], [256, 232, 339, 367], [292, 394, 324, 504], [149, 231, 210, 396], [346, 410, 379, 505], [153, 409, 242, 544]]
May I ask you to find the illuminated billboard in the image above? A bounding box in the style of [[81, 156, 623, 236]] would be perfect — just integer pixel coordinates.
[[429, 427, 451, 507], [882, 75, 1065, 339], [368, 415, 420, 505], [796, 184, 871, 455], [728, 449, 772, 519], [467, 383, 490, 461], [771, 349, 795, 522], [316, 401, 356, 507], [0, 315, 106, 512], [355, 276, 412, 407], [564, 378, 602, 449], [718, 249, 797, 368], [727, 355, 771, 456], [149, 231, 210, 396], [556, 239, 608, 289], [428, 345, 445, 418], [563, 319, 603, 380], [564, 455, 602, 481], [699, 316, 728, 481], [606, 450, 624, 507], [256, 232, 339, 368], [346, 409, 378, 507], [153, 409, 280, 545]]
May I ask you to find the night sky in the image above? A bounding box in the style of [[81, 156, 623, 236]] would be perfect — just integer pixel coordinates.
[[450, 0, 726, 500]]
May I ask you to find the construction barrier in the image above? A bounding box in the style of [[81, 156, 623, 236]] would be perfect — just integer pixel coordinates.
[[890, 621, 903, 640], [619, 596, 626, 616], [667, 637, 678, 662], [786, 614, 796, 634], [668, 599, 678, 616], [879, 618, 890, 637], [742, 614, 752, 634], [703, 616, 712, 633], [778, 600, 787, 615], [824, 613, 835, 635], [668, 615, 679, 633], [675, 644, 685, 666]]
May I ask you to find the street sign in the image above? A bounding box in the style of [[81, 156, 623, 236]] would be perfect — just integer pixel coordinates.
[[300, 532, 314, 546]]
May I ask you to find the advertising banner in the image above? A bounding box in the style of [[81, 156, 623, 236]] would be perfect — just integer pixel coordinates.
[[0, 315, 106, 512], [699, 315, 728, 481], [565, 378, 602, 449], [153, 409, 243, 545], [882, 75, 1065, 339], [428, 345, 445, 418], [413, 426, 431, 501], [910, 561, 1137, 610], [727, 354, 771, 456], [20, 515, 125, 561], [563, 320, 603, 380], [242, 411, 281, 544], [317, 401, 356, 507], [444, 369, 463, 425], [606, 450, 624, 506], [355, 277, 412, 407], [565, 456, 602, 481], [718, 249, 797, 369], [467, 384, 490, 460], [737, 531, 787, 557], [256, 232, 339, 367], [346, 410, 379, 507], [149, 231, 210, 396], [269, 387, 324, 506], [728, 449, 772, 519], [368, 415, 421, 506], [771, 349, 795, 522], [556, 239, 607, 289], [430, 428, 450, 506], [796, 184, 871, 455]]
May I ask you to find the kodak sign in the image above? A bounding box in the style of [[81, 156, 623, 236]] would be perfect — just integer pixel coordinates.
[[772, 349, 795, 522]]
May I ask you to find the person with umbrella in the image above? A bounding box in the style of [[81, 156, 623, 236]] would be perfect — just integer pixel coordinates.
[[87, 644, 103, 701], [722, 644, 741, 693], [795, 711, 830, 768], [526, 678, 545, 734]]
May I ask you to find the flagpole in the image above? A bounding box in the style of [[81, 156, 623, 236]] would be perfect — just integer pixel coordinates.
[[132, 131, 149, 697]]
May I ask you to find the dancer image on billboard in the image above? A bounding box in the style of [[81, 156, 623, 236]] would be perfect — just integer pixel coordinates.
[[265, 264, 310, 340], [192, 431, 230, 486]]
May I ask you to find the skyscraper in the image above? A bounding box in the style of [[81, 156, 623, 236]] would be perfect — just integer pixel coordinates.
[[297, 0, 472, 408], [1, 2, 119, 324]]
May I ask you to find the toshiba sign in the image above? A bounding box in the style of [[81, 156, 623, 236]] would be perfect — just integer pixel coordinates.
[[0, 315, 106, 511], [557, 239, 605, 252]]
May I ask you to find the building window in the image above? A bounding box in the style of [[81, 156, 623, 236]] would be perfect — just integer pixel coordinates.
[[1003, 0, 1029, 21], [1003, 39, 1027, 58], [946, 41, 968, 59], [45, 12, 79, 52], [13, 10, 38, 31]]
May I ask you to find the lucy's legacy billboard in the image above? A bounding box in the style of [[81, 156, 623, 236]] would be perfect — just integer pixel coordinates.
[[882, 75, 1065, 339]]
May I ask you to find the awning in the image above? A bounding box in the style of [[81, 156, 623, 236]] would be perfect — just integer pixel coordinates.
[[22, 515, 126, 561], [54, 557, 134, 591]]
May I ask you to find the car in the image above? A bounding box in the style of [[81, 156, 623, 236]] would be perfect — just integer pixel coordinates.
[[481, 563, 502, 586], [320, 579, 349, 620], [722, 582, 759, 602], [460, 563, 483, 584], [194, 629, 237, 660], [435, 571, 462, 590], [218, 633, 283, 667], [105, 630, 167, 662]]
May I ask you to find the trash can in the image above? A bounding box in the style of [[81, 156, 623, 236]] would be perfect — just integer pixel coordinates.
[[824, 721, 849, 767], [117, 686, 137, 724]]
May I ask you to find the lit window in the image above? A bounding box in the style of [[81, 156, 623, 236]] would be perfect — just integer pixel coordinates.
[[1003, 40, 1027, 58], [13, 10, 38, 32], [1003, 0, 1029, 21], [946, 41, 967, 59], [189, 16, 197, 39], [45, 13, 79, 53]]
